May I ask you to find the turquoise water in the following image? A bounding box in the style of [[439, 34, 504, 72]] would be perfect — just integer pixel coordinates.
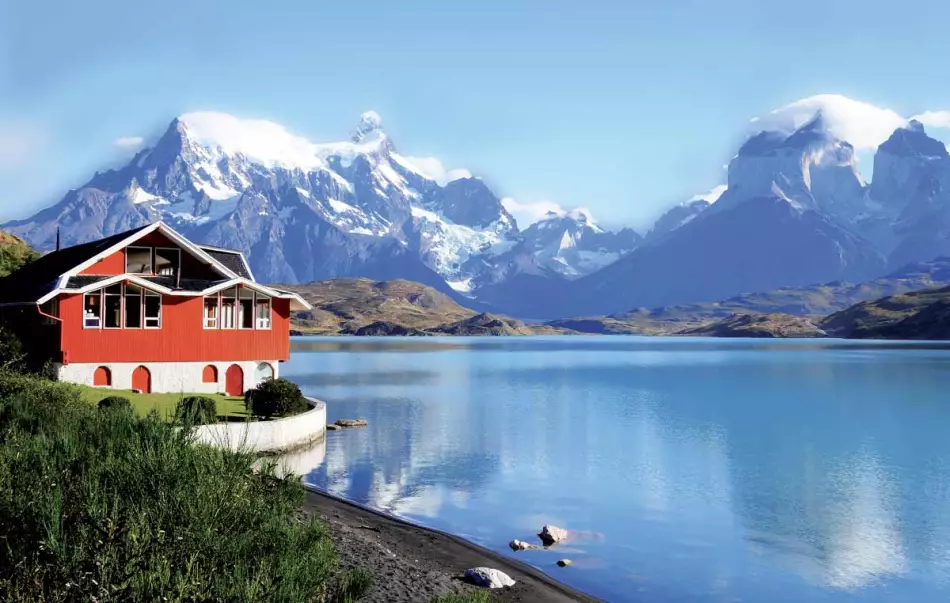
[[282, 337, 950, 602]]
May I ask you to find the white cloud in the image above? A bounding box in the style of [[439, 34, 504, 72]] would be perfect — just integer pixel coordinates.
[[501, 197, 597, 227], [751, 94, 907, 151], [399, 155, 472, 185], [911, 110, 950, 129], [501, 197, 567, 226], [113, 136, 145, 150], [689, 184, 727, 204], [0, 121, 46, 171]]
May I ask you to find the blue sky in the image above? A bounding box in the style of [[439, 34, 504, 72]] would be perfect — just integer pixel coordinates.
[[3, 0, 950, 231]]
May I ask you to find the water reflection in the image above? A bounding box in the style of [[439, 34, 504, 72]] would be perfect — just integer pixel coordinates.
[[280, 337, 950, 602]]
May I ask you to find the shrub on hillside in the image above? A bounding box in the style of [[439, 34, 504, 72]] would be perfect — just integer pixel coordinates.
[[175, 395, 218, 425], [245, 377, 308, 419], [0, 372, 370, 602], [97, 395, 132, 411]]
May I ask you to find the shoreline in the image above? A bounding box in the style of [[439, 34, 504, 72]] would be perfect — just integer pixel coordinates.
[[302, 486, 600, 603]]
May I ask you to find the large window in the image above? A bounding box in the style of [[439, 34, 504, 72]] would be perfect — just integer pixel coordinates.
[[203, 296, 219, 328], [144, 291, 161, 328], [104, 284, 122, 328], [221, 288, 236, 329], [155, 248, 180, 277], [83, 293, 101, 328], [125, 284, 142, 328], [239, 288, 254, 329], [203, 288, 272, 330], [126, 247, 152, 274]]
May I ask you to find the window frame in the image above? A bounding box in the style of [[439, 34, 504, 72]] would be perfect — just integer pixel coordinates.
[[103, 284, 123, 330], [203, 294, 220, 329], [238, 288, 255, 330], [144, 290, 162, 329], [255, 295, 271, 330], [154, 247, 181, 278], [124, 283, 143, 329], [125, 246, 154, 275], [220, 287, 237, 330], [83, 291, 102, 329]]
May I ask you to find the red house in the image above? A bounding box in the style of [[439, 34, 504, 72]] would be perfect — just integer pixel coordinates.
[[0, 222, 310, 396]]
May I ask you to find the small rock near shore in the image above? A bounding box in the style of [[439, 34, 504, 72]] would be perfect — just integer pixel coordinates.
[[557, 559, 572, 567], [334, 419, 368, 428], [538, 525, 568, 546], [325, 424, 340, 431], [464, 567, 516, 589], [509, 539, 537, 551]]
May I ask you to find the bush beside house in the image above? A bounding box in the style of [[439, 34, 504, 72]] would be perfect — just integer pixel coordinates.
[[245, 377, 309, 420]]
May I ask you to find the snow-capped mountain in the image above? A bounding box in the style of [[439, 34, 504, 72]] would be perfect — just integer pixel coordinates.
[[2, 112, 636, 298]]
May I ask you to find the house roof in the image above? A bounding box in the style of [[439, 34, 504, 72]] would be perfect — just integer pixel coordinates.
[[198, 246, 254, 280], [0, 222, 310, 310], [0, 225, 152, 305]]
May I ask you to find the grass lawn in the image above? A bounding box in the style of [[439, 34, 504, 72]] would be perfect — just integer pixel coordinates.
[[79, 385, 249, 422]]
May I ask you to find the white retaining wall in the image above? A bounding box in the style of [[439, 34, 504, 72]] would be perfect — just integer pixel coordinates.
[[56, 360, 279, 394], [190, 396, 327, 453]]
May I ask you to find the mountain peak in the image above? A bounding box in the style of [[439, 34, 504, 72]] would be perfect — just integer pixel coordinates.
[[878, 119, 949, 159], [353, 110, 384, 142], [174, 111, 325, 170]]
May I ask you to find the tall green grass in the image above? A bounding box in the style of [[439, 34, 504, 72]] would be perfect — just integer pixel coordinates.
[[0, 370, 370, 602]]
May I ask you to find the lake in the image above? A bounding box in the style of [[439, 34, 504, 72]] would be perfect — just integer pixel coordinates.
[[280, 336, 950, 602]]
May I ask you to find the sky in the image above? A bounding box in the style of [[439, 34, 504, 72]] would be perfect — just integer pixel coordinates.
[[3, 0, 950, 232]]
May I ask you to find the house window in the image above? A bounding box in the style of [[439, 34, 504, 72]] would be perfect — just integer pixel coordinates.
[[255, 296, 271, 329], [126, 247, 153, 274], [202, 365, 218, 383], [155, 248, 180, 277], [83, 292, 101, 328], [93, 366, 111, 387], [144, 291, 161, 328], [125, 284, 142, 328], [221, 288, 236, 329], [104, 284, 122, 329], [239, 288, 254, 329], [204, 296, 219, 328]]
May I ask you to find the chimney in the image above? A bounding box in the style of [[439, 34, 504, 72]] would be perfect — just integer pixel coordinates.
[[55, 227, 60, 252]]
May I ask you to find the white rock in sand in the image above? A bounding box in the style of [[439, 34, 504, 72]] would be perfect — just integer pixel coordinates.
[[509, 539, 537, 551], [538, 525, 568, 546], [464, 567, 516, 589]]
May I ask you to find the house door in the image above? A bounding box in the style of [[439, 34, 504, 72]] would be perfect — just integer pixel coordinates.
[[225, 364, 244, 397], [132, 366, 151, 394]]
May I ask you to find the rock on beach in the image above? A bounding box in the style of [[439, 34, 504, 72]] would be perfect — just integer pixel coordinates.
[[464, 567, 517, 589]]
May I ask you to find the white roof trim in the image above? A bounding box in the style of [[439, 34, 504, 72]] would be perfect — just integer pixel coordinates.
[[61, 222, 239, 281], [40, 274, 312, 311]]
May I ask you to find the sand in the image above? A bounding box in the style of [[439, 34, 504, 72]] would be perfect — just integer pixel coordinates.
[[302, 488, 600, 603]]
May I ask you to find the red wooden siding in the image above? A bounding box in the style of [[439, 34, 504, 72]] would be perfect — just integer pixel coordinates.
[[80, 249, 125, 275], [79, 232, 223, 280], [59, 294, 291, 364]]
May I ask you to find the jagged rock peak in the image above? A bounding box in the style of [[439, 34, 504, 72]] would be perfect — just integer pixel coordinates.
[[878, 119, 948, 158]]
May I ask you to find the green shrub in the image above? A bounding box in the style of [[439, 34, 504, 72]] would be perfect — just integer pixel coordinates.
[[175, 395, 218, 425], [0, 372, 370, 602], [97, 395, 132, 411], [245, 378, 308, 420]]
